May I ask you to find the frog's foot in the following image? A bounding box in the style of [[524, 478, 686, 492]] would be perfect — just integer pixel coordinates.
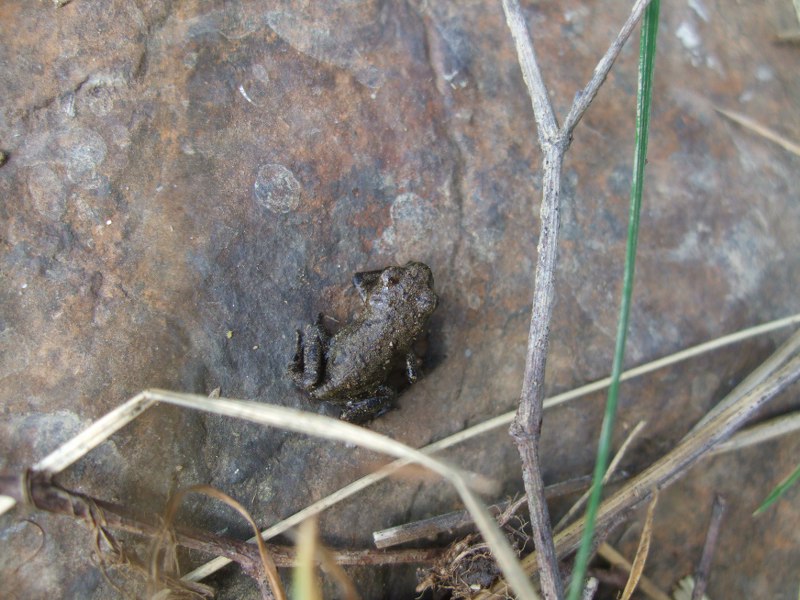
[[339, 386, 396, 423], [287, 317, 329, 390]]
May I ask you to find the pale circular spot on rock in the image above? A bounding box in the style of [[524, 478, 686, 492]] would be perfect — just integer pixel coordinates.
[[254, 163, 301, 214]]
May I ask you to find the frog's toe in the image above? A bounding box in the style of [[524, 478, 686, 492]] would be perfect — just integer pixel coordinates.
[[288, 329, 317, 390], [339, 386, 396, 423], [287, 330, 303, 370]]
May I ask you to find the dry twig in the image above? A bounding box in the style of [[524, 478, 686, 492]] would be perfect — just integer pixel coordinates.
[[373, 472, 629, 549], [501, 0, 655, 595], [691, 495, 726, 600], [0, 473, 441, 585]]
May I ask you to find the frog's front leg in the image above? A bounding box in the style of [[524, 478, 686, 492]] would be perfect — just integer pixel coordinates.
[[352, 268, 384, 302], [340, 386, 396, 423], [288, 314, 329, 390]]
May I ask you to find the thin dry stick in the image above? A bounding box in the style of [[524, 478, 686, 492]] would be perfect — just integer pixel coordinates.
[[501, 0, 655, 595], [0, 473, 442, 571], [562, 0, 654, 136], [597, 543, 671, 600], [478, 353, 800, 598], [294, 518, 322, 600], [373, 473, 628, 549], [556, 422, 646, 532], [691, 495, 726, 600], [0, 474, 262, 577], [507, 140, 566, 599], [502, 0, 566, 593], [620, 490, 658, 600], [502, 0, 558, 141]]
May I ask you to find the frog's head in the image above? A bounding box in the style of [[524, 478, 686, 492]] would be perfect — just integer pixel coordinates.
[[369, 261, 438, 319]]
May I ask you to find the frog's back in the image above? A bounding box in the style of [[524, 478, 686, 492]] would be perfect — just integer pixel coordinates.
[[312, 316, 417, 401]]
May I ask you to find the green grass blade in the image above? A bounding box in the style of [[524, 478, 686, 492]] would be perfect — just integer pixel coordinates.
[[753, 461, 800, 516], [566, 2, 661, 598]]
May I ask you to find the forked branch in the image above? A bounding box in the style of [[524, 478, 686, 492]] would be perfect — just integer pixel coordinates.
[[500, 0, 655, 597]]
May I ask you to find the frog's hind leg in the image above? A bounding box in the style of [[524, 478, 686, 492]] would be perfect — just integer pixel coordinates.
[[288, 316, 329, 390], [340, 386, 396, 423]]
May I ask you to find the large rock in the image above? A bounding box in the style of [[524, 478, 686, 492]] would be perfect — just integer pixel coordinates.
[[1, 1, 798, 597]]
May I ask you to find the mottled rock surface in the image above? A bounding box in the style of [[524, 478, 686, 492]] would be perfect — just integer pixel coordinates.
[[1, 1, 798, 598]]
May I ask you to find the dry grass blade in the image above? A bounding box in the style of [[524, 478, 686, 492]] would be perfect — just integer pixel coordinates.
[[294, 518, 322, 600], [152, 484, 285, 600], [556, 421, 646, 532], [715, 106, 800, 156], [620, 490, 659, 600], [35, 392, 155, 475], [597, 544, 671, 600], [314, 539, 361, 600]]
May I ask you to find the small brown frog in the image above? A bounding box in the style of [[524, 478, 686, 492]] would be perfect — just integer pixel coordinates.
[[288, 261, 438, 422]]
